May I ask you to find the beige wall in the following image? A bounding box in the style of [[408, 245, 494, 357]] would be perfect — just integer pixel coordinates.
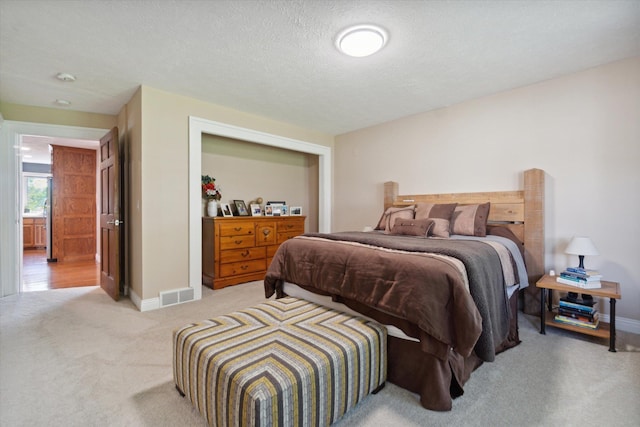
[[121, 90, 143, 299], [134, 86, 333, 300], [0, 102, 116, 129], [202, 135, 319, 231], [335, 57, 640, 323]]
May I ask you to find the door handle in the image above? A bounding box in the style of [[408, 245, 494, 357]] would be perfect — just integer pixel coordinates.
[[107, 219, 123, 226]]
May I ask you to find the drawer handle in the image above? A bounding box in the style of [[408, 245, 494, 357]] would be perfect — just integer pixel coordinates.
[[241, 250, 250, 258], [240, 265, 249, 270], [262, 229, 271, 236], [234, 240, 243, 245], [285, 225, 293, 229], [234, 227, 242, 232]]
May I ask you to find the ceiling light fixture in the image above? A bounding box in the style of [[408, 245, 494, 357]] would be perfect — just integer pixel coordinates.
[[56, 72, 76, 82], [54, 99, 71, 106], [336, 24, 388, 57]]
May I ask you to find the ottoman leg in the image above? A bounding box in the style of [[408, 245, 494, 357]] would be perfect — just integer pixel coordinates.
[[175, 385, 185, 397], [372, 382, 386, 394]]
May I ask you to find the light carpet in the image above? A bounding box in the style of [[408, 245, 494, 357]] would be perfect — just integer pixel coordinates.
[[1, 282, 639, 427]]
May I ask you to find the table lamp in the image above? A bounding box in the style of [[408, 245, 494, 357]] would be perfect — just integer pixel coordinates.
[[565, 236, 599, 303], [565, 236, 599, 269]]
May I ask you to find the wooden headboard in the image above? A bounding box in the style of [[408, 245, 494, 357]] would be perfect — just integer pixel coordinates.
[[384, 168, 544, 309]]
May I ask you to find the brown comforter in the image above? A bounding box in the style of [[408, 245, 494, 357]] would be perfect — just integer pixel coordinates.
[[264, 232, 510, 363]]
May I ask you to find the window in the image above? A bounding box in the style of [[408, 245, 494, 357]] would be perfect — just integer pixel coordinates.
[[23, 175, 49, 216]]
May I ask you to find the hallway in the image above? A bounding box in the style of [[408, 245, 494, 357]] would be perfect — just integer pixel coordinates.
[[22, 250, 99, 292]]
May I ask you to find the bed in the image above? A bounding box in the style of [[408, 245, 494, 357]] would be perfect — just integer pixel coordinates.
[[264, 168, 545, 411]]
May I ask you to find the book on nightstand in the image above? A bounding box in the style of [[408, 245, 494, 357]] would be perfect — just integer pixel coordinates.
[[554, 314, 600, 329], [556, 268, 602, 289], [555, 296, 600, 329]]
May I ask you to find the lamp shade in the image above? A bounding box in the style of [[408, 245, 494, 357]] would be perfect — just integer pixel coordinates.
[[565, 237, 599, 256]]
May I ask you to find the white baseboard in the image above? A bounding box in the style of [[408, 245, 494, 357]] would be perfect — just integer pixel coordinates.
[[600, 313, 640, 335], [128, 288, 142, 310], [129, 288, 159, 311]]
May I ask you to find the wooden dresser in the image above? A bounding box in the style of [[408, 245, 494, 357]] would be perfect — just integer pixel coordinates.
[[202, 216, 306, 289]]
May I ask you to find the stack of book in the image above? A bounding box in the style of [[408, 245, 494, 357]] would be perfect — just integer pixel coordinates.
[[554, 296, 599, 329], [556, 267, 602, 289]]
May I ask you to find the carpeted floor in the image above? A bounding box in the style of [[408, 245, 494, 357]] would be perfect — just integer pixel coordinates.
[[1, 282, 639, 426]]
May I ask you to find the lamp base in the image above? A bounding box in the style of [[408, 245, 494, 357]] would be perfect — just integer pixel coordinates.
[[566, 292, 580, 302], [565, 292, 596, 306]]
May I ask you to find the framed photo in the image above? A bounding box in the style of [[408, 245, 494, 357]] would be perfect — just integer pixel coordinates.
[[234, 200, 249, 216], [270, 203, 283, 217], [264, 205, 273, 216], [290, 206, 302, 216], [266, 201, 286, 206], [221, 203, 233, 217], [250, 204, 262, 216], [281, 205, 289, 216]]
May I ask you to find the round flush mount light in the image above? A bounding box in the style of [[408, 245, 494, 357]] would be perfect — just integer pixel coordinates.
[[336, 24, 388, 57], [54, 99, 71, 106]]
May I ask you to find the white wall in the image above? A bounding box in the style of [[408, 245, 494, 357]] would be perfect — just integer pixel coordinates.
[[334, 57, 640, 325]]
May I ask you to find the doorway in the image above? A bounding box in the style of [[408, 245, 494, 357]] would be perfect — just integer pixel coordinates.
[[0, 121, 108, 297], [19, 134, 101, 292]]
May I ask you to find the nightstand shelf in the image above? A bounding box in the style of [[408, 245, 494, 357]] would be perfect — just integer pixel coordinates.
[[542, 311, 610, 339], [536, 274, 621, 352]]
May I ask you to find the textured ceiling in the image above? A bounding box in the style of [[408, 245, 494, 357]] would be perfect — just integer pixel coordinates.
[[1, 0, 639, 136]]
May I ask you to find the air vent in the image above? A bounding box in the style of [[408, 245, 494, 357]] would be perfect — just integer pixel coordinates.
[[159, 287, 195, 307]]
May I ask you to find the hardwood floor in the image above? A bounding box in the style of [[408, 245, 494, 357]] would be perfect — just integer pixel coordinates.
[[22, 249, 100, 292]]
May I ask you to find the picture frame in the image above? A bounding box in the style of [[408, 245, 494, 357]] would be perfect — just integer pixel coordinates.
[[266, 201, 286, 206], [281, 205, 289, 216], [270, 203, 283, 217], [250, 204, 262, 216], [264, 205, 273, 216], [234, 200, 249, 216], [290, 206, 302, 216], [221, 203, 233, 217]]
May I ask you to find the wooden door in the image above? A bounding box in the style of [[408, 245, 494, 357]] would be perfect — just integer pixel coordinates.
[[51, 146, 97, 262], [99, 127, 121, 301]]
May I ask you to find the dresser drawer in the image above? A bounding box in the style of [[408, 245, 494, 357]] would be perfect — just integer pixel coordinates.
[[255, 222, 277, 246], [220, 234, 256, 250], [218, 222, 255, 237], [278, 220, 304, 234], [219, 247, 266, 264], [219, 259, 266, 278], [266, 245, 280, 258]]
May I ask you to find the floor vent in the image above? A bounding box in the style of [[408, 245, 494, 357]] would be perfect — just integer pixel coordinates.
[[160, 287, 195, 307]]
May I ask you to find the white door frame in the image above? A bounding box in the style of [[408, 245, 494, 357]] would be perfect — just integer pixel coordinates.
[[0, 121, 107, 297], [188, 116, 332, 299]]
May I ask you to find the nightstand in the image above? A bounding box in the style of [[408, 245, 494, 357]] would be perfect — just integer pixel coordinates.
[[536, 274, 621, 352]]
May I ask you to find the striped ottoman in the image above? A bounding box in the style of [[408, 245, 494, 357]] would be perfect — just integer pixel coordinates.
[[173, 297, 387, 426]]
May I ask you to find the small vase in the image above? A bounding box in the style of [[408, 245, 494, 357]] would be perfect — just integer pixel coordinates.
[[207, 199, 218, 217]]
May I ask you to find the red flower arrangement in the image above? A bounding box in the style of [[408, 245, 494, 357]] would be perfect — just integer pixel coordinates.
[[201, 175, 222, 200]]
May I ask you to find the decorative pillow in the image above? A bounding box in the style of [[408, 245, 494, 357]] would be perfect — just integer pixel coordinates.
[[390, 218, 434, 237], [375, 205, 415, 232], [450, 202, 490, 237], [414, 203, 457, 236], [429, 218, 451, 238], [414, 203, 458, 220]]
